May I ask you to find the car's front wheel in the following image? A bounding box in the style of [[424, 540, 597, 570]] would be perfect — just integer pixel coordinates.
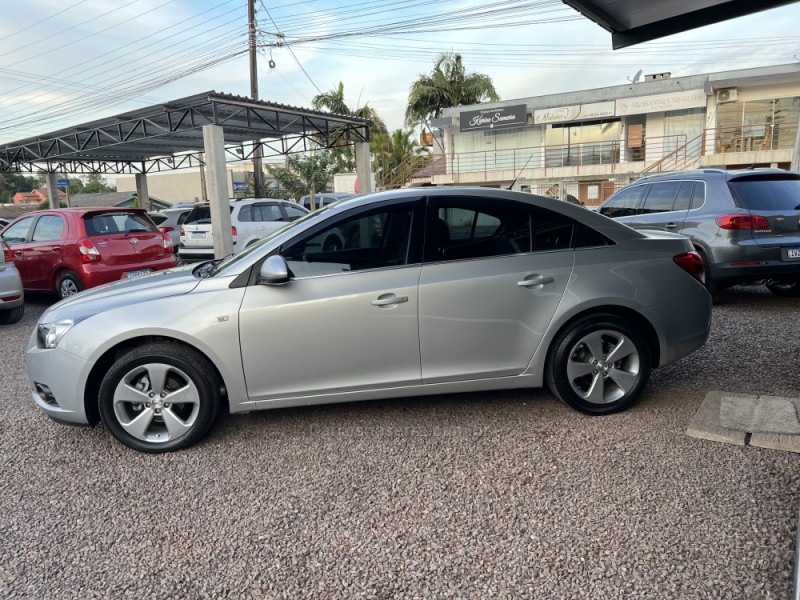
[[98, 342, 221, 453], [546, 315, 651, 415]]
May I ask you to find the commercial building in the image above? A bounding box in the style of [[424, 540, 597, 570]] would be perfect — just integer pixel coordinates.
[[425, 63, 800, 205]]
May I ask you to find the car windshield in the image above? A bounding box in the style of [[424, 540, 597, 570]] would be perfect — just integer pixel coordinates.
[[728, 175, 800, 211], [204, 208, 324, 278]]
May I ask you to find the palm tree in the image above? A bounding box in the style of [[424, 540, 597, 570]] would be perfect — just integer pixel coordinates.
[[405, 52, 499, 128], [311, 82, 387, 170]]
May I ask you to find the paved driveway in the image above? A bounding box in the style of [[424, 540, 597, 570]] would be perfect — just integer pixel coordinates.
[[1, 287, 798, 599]]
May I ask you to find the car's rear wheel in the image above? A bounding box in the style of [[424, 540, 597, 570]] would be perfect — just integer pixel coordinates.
[[546, 314, 651, 415], [57, 271, 83, 298], [98, 342, 220, 453], [0, 304, 24, 325], [766, 279, 800, 297]]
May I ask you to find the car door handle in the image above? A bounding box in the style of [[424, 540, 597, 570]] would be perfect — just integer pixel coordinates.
[[52, 247, 61, 253], [517, 275, 554, 287], [371, 294, 408, 307], [665, 223, 677, 229]]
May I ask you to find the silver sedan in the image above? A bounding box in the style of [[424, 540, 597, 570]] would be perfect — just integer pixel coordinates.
[[26, 188, 711, 452]]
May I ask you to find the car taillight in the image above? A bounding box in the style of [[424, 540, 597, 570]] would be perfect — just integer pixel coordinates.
[[161, 231, 173, 252], [1, 241, 11, 262], [77, 237, 101, 263], [715, 214, 770, 230], [232, 226, 237, 237], [160, 226, 175, 234], [673, 251, 705, 285]]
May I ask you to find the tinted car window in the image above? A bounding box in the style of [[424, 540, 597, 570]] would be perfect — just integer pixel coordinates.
[[32, 215, 65, 242], [254, 203, 282, 222], [672, 182, 695, 212], [238, 204, 253, 222], [690, 182, 706, 210], [283, 206, 414, 277], [284, 204, 307, 221], [149, 214, 168, 225], [728, 176, 800, 210], [640, 182, 681, 214], [600, 186, 645, 218], [2, 217, 34, 243], [83, 212, 157, 236], [532, 212, 573, 251], [184, 205, 233, 224], [433, 198, 531, 261]]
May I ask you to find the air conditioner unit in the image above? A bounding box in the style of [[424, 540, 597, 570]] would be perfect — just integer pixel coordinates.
[[716, 88, 739, 103]]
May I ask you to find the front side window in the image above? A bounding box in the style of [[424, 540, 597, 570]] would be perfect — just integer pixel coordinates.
[[32, 215, 65, 242], [282, 206, 415, 278], [600, 186, 645, 218], [2, 217, 34, 244]]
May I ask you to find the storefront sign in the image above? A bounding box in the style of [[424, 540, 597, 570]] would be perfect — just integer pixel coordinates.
[[615, 89, 707, 116], [460, 104, 527, 132], [533, 101, 615, 124]]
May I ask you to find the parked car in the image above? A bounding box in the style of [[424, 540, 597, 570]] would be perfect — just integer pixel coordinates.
[[1, 208, 177, 299], [27, 187, 711, 453], [178, 198, 308, 262], [149, 206, 193, 254], [299, 193, 354, 211], [0, 241, 24, 324], [597, 168, 800, 298]]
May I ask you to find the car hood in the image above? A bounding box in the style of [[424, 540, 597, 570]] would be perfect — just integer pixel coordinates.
[[41, 266, 200, 323]]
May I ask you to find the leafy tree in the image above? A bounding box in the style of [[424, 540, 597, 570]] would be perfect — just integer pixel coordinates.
[[312, 82, 387, 171], [406, 51, 499, 142], [373, 129, 431, 189], [37, 200, 67, 209], [81, 173, 115, 194], [267, 151, 339, 210], [0, 173, 40, 203]]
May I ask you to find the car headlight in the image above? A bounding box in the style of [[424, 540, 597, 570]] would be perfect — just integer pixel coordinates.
[[37, 319, 76, 349]]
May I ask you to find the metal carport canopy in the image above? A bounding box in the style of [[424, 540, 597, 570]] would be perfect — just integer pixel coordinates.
[[0, 91, 371, 175], [562, 0, 799, 49]]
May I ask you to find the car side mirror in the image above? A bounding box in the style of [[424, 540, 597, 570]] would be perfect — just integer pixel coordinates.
[[258, 255, 290, 285]]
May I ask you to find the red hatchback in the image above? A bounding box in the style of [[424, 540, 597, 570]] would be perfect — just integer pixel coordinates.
[[0, 208, 177, 299]]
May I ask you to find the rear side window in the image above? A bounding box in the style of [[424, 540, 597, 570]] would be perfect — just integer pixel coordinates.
[[600, 186, 645, 218], [728, 176, 800, 210], [254, 203, 283, 222], [640, 181, 681, 214], [149, 214, 168, 225], [32, 215, 65, 241], [284, 204, 307, 221], [184, 206, 233, 224], [672, 182, 695, 212], [690, 183, 706, 210], [83, 212, 157, 236]]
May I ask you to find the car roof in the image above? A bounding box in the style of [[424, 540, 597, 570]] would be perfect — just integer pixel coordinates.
[[635, 167, 799, 184]]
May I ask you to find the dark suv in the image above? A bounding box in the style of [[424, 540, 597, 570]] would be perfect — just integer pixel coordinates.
[[598, 168, 800, 298]]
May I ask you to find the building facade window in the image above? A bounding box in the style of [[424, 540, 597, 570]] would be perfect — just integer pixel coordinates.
[[716, 96, 800, 151], [544, 119, 621, 167]]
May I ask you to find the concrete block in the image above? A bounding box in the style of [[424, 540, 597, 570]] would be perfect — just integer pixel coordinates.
[[720, 395, 800, 435], [686, 391, 750, 446]]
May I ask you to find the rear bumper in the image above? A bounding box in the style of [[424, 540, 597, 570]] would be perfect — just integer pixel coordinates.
[[713, 259, 800, 286], [78, 256, 177, 288], [641, 286, 712, 367], [0, 265, 24, 308]]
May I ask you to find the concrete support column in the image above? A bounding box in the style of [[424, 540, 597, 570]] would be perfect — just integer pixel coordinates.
[[202, 124, 233, 259], [44, 172, 59, 209], [355, 139, 373, 195], [134, 173, 149, 210]]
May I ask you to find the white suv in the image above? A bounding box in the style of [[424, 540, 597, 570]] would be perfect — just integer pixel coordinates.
[[179, 198, 308, 261]]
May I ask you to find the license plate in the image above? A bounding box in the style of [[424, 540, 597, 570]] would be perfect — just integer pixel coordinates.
[[788, 247, 800, 259], [191, 231, 206, 239], [123, 269, 151, 279]]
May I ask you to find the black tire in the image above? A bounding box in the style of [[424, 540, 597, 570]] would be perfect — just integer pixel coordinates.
[[323, 235, 342, 252], [766, 280, 800, 297], [545, 314, 652, 415], [0, 304, 24, 325], [57, 271, 83, 299], [696, 249, 724, 303], [98, 342, 221, 453]]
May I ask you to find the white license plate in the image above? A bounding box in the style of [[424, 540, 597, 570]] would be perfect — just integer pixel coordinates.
[[191, 231, 206, 239], [788, 247, 800, 259], [123, 269, 151, 279]]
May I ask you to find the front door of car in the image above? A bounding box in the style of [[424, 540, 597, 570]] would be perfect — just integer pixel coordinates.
[[239, 200, 424, 402], [24, 214, 67, 290], [418, 197, 574, 383], [0, 216, 35, 286]]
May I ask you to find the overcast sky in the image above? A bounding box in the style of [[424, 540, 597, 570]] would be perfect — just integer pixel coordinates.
[[1, 0, 800, 146]]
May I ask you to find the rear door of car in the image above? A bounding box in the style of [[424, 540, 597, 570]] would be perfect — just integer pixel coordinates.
[[618, 180, 693, 233], [727, 173, 800, 257], [418, 195, 574, 383], [252, 202, 287, 236], [82, 211, 164, 270]]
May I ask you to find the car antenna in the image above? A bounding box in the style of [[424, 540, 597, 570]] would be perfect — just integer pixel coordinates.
[[507, 153, 536, 190]]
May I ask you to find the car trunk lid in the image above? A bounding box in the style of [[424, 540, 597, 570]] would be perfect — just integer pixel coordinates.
[[82, 211, 166, 266], [727, 173, 800, 248]]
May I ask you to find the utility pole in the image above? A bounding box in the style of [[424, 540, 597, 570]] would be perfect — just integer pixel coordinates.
[[248, 0, 264, 197]]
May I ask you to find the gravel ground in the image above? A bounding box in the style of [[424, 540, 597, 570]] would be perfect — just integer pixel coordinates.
[[0, 286, 798, 599]]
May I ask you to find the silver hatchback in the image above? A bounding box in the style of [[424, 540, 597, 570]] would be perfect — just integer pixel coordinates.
[[27, 188, 711, 452]]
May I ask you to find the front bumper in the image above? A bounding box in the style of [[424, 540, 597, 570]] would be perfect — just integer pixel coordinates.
[[26, 336, 91, 425]]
